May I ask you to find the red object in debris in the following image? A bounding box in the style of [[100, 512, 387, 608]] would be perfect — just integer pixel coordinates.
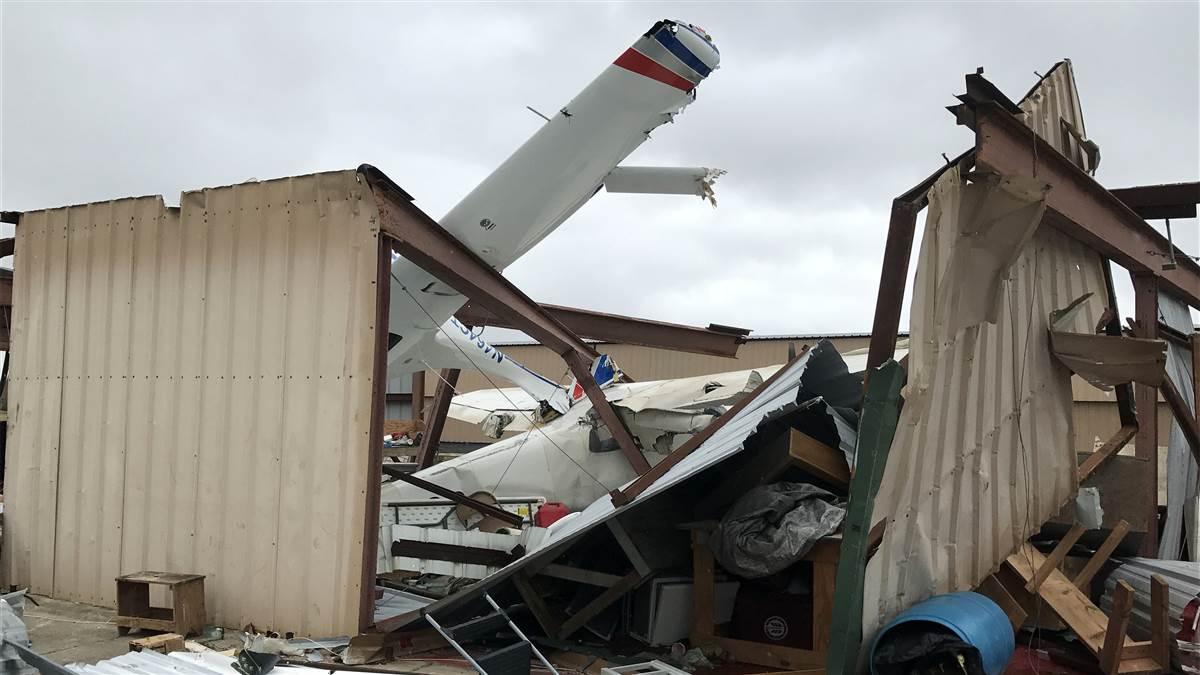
[[535, 502, 570, 527]]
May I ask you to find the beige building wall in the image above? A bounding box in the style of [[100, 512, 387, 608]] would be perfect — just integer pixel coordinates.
[[3, 171, 382, 635]]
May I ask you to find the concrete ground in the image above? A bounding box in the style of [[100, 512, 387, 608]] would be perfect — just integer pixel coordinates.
[[22, 595, 238, 665], [22, 595, 129, 665]]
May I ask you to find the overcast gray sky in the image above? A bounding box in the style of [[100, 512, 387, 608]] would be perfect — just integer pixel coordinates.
[[3, 1, 1197, 339]]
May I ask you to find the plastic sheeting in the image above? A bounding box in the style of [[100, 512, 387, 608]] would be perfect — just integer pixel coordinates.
[[709, 482, 845, 578]]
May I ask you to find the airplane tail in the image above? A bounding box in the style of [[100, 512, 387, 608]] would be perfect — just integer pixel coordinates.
[[567, 354, 622, 405]]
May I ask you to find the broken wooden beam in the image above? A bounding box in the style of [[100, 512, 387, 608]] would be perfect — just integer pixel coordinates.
[[1078, 425, 1138, 483], [557, 571, 641, 639], [512, 572, 563, 637], [1073, 520, 1131, 591], [1100, 581, 1134, 675], [416, 368, 460, 470], [538, 564, 623, 588], [976, 575, 1028, 631], [1150, 575, 1170, 671], [789, 429, 850, 489], [1162, 376, 1200, 465], [1026, 522, 1087, 593]]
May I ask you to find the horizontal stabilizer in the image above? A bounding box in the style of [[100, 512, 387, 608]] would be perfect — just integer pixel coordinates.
[[604, 166, 725, 205]]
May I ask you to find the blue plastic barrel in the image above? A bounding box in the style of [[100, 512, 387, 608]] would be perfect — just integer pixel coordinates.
[[870, 591, 1015, 675]]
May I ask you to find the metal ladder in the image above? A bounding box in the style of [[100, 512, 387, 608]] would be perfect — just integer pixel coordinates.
[[426, 592, 560, 675]]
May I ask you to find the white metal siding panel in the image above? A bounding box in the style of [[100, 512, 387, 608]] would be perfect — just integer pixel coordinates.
[[3, 170, 380, 635], [1, 207, 70, 595]]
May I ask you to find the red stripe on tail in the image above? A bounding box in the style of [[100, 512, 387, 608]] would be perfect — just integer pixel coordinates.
[[613, 48, 694, 92]]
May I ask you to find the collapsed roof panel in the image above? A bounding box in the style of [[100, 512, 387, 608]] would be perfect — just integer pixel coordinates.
[[380, 339, 861, 628]]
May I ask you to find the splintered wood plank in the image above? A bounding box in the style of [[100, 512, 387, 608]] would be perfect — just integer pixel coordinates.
[[1074, 520, 1131, 591], [1006, 544, 1136, 654], [1026, 523, 1087, 593], [1100, 581, 1134, 674]]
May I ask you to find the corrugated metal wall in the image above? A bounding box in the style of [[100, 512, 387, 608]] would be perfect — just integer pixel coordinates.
[[863, 62, 1112, 638], [3, 170, 382, 635]]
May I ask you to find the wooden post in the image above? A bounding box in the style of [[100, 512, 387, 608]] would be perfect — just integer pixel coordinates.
[[1099, 580, 1134, 674], [411, 371, 425, 424], [415, 368, 459, 470], [811, 560, 837, 652], [1150, 575, 1170, 670], [690, 530, 715, 644], [825, 360, 905, 675], [1131, 272, 1160, 556]]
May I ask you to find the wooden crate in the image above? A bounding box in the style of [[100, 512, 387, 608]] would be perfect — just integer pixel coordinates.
[[115, 571, 206, 637]]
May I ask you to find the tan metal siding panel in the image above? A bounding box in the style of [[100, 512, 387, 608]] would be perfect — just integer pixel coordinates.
[[4, 170, 378, 635], [1, 206, 69, 594], [1020, 61, 1090, 170], [866, 224, 1106, 632]]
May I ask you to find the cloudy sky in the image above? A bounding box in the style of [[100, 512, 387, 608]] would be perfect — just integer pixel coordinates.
[[3, 1, 1197, 340]]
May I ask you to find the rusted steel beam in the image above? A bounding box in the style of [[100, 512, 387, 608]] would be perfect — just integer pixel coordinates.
[[382, 467, 523, 528], [564, 350, 650, 474], [866, 199, 921, 372], [973, 103, 1200, 307], [416, 369, 459, 470], [456, 301, 749, 358], [1162, 377, 1200, 466], [1110, 182, 1199, 220], [360, 238, 392, 632], [1131, 272, 1160, 557], [360, 165, 647, 475], [0, 238, 13, 258], [362, 166, 597, 360]]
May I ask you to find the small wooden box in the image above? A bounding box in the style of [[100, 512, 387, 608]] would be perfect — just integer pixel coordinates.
[[115, 571, 206, 637]]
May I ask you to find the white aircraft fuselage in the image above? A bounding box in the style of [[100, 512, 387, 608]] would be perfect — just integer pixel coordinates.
[[386, 20, 721, 373]]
